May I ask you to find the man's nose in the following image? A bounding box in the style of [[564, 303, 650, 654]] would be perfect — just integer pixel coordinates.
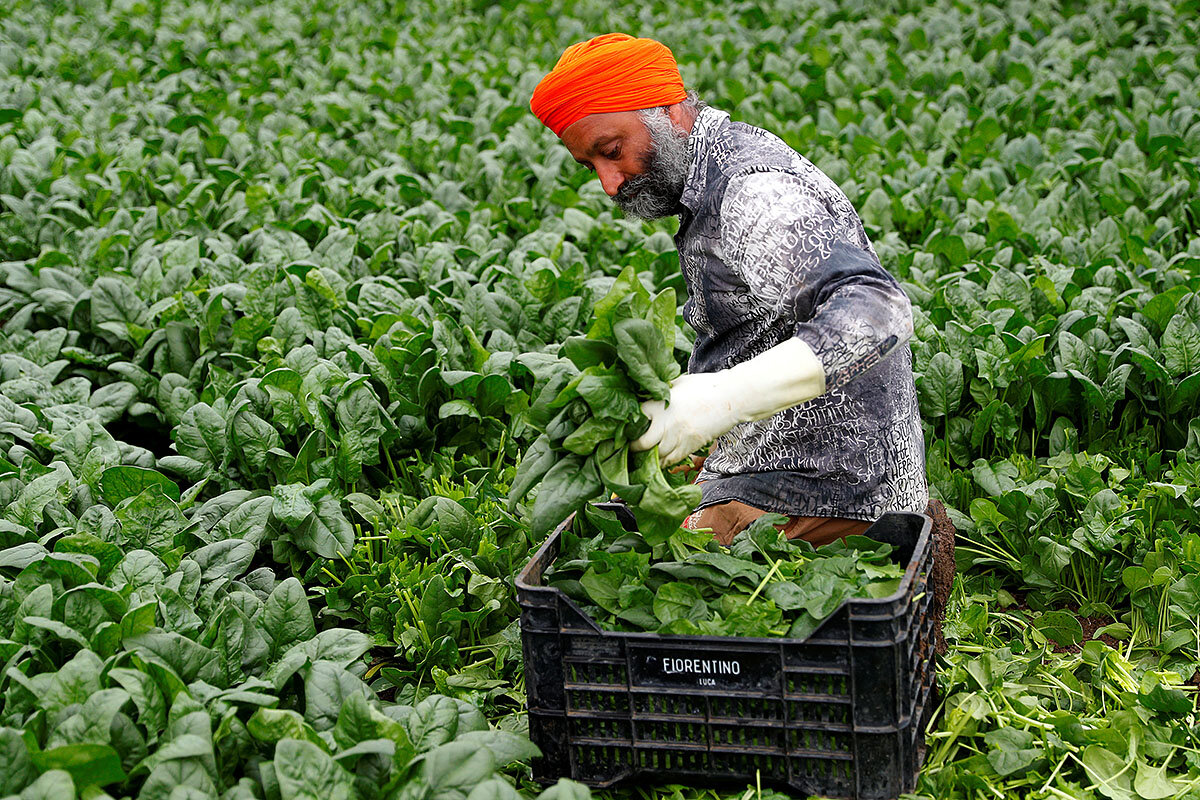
[[596, 163, 623, 197]]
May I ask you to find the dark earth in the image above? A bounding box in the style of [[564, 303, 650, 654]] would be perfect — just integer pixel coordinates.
[[926, 497, 956, 656]]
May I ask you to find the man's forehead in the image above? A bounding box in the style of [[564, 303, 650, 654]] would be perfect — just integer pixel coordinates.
[[561, 111, 640, 155]]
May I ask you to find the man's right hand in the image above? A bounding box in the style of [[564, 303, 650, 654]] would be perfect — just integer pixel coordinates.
[[632, 372, 743, 467], [631, 337, 827, 466]]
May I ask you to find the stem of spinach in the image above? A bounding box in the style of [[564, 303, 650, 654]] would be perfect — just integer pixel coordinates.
[[491, 427, 507, 478], [383, 444, 400, 485], [400, 588, 430, 647], [464, 656, 495, 670], [746, 558, 782, 604], [1037, 751, 1072, 795]]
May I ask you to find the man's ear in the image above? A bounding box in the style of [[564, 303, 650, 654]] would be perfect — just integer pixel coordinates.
[[668, 101, 698, 134]]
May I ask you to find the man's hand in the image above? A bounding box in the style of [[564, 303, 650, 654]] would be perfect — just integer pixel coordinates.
[[631, 337, 827, 466], [633, 372, 742, 467]]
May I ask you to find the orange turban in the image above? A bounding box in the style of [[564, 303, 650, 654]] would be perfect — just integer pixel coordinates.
[[530, 33, 687, 138]]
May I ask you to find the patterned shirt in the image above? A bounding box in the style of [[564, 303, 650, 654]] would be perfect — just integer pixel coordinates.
[[676, 106, 927, 521]]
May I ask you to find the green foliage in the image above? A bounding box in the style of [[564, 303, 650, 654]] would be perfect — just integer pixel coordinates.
[[922, 582, 1200, 800], [549, 512, 907, 639], [1, 0, 1199, 797], [324, 477, 531, 710], [0, 531, 563, 799]]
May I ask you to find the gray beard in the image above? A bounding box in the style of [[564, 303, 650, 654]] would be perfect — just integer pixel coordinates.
[[613, 110, 691, 220]]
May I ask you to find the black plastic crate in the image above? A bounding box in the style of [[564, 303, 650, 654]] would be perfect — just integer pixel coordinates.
[[517, 509, 937, 800]]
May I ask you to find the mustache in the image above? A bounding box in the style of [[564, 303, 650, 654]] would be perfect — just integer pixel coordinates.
[[612, 149, 683, 219], [613, 172, 684, 220], [613, 170, 661, 206]]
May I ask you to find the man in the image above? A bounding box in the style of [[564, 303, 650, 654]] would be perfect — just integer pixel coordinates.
[[529, 33, 930, 548]]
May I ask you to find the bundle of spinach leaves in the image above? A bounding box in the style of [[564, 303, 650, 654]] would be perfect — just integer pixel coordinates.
[[547, 508, 908, 640], [509, 266, 701, 543]]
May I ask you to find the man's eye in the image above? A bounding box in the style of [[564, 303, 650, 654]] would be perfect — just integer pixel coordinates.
[[603, 147, 620, 160]]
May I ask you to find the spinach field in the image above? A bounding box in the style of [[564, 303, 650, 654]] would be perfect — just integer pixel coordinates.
[[2, 0, 1199, 798]]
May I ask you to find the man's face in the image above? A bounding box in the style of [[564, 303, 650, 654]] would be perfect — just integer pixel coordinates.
[[560, 107, 692, 220]]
